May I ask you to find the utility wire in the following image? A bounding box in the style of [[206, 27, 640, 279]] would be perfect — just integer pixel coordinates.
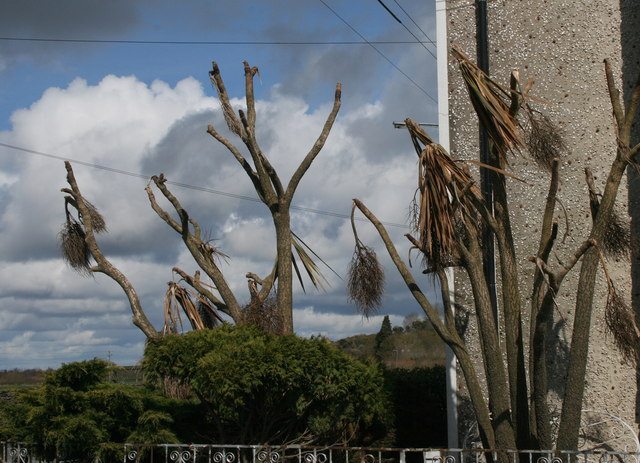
[[0, 142, 410, 229], [317, 0, 437, 104], [376, 0, 437, 60], [391, 0, 437, 46], [0, 37, 429, 46]]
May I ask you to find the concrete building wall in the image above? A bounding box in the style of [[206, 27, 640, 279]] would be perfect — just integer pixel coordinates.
[[444, 0, 638, 449]]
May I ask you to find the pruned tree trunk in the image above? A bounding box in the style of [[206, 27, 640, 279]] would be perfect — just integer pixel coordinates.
[[349, 50, 640, 451], [59, 62, 341, 338]]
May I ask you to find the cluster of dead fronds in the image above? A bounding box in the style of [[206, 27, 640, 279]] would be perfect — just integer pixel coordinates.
[[452, 44, 524, 160], [59, 196, 106, 274], [163, 280, 222, 334], [405, 119, 483, 270]]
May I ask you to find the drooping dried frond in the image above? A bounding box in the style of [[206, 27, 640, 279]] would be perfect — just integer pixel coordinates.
[[605, 285, 638, 364], [243, 293, 283, 334], [524, 110, 566, 171], [603, 210, 631, 259], [348, 243, 385, 317], [291, 232, 335, 293], [597, 247, 639, 364], [163, 282, 212, 334], [59, 218, 91, 273], [451, 45, 524, 160], [586, 168, 631, 259], [64, 196, 107, 233], [348, 204, 385, 317], [405, 119, 483, 270], [82, 199, 107, 233]]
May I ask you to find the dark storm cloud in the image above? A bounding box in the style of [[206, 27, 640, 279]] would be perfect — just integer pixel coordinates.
[[0, 0, 142, 67]]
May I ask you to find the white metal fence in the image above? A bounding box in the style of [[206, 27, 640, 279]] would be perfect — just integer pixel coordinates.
[[4, 442, 640, 463]]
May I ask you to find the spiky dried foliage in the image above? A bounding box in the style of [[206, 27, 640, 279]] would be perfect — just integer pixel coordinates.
[[452, 44, 524, 160], [199, 239, 230, 263], [243, 293, 283, 334], [524, 110, 566, 171], [163, 282, 221, 334], [605, 285, 638, 364], [405, 119, 482, 270], [59, 218, 91, 273]]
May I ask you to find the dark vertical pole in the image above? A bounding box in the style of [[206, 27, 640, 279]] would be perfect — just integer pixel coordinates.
[[476, 0, 499, 329]]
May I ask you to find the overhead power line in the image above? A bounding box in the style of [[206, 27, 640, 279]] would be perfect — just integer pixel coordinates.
[[391, 0, 437, 47], [376, 0, 437, 59], [317, 0, 437, 104], [0, 37, 429, 46], [0, 142, 410, 229]]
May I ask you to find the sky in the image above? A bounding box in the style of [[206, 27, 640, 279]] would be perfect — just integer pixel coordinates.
[[0, 0, 443, 369]]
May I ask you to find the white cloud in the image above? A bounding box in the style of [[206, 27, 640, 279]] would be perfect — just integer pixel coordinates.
[[293, 306, 403, 339]]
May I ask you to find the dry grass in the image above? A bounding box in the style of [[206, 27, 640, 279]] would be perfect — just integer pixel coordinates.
[[347, 244, 385, 318]]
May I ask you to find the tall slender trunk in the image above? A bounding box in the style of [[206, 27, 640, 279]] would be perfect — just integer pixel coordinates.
[[274, 208, 294, 334]]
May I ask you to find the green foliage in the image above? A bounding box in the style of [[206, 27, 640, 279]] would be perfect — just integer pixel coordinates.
[[0, 359, 187, 462], [144, 325, 391, 445]]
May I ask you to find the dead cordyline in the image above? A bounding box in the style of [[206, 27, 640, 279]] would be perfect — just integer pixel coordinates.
[[349, 47, 640, 453], [586, 167, 631, 259], [347, 204, 385, 317], [596, 246, 639, 364], [405, 119, 483, 270], [59, 61, 341, 338], [452, 44, 525, 161], [163, 276, 223, 335], [60, 195, 107, 273]]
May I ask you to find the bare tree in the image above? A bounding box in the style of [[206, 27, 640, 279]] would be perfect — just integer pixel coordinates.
[[349, 48, 640, 451], [60, 61, 341, 338]]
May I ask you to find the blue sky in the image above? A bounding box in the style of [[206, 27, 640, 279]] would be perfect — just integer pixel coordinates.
[[0, 0, 441, 369]]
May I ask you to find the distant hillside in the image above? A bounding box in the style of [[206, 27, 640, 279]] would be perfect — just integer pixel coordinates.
[[336, 324, 445, 369]]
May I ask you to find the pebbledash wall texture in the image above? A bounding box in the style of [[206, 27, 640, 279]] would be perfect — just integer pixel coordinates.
[[444, 0, 639, 449]]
